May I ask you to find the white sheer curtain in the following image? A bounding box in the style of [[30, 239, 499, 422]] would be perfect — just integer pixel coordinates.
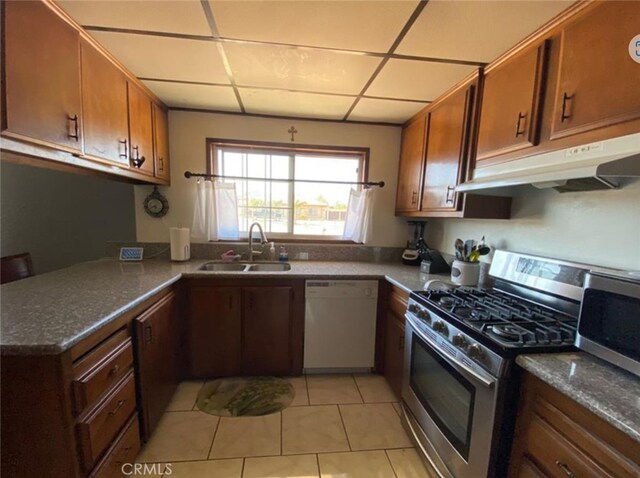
[[191, 180, 240, 241], [342, 188, 374, 244]]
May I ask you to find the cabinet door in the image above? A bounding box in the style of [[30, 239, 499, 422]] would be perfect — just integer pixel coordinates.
[[80, 40, 129, 165], [383, 312, 405, 400], [550, 1, 640, 139], [242, 287, 293, 376], [127, 82, 154, 176], [476, 43, 547, 162], [134, 292, 180, 441], [3, 0, 82, 152], [421, 85, 472, 212], [395, 114, 427, 212], [152, 103, 171, 182], [187, 286, 242, 377]]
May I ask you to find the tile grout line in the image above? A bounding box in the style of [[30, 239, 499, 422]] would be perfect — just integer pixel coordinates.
[[280, 410, 283, 456], [336, 404, 353, 452], [351, 373, 366, 404], [315, 453, 322, 478], [385, 449, 401, 478], [206, 415, 222, 460], [304, 374, 311, 406]]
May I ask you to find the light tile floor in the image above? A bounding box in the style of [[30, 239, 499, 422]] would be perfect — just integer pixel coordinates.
[[136, 374, 434, 478]]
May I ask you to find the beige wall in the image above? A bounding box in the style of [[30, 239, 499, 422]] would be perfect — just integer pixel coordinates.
[[134, 110, 407, 247], [426, 180, 640, 270]]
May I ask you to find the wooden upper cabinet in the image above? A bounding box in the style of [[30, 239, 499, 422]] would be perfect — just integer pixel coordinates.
[[395, 114, 427, 213], [550, 1, 640, 139], [476, 42, 548, 162], [3, 0, 82, 153], [152, 103, 171, 182], [80, 40, 129, 166], [127, 82, 154, 176], [421, 83, 473, 212]]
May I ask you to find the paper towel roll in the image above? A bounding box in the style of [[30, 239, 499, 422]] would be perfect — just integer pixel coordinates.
[[170, 227, 190, 261]]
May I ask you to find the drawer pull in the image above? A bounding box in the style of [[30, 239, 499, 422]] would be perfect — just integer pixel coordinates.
[[555, 460, 575, 477], [515, 112, 526, 137], [445, 185, 455, 204], [68, 114, 79, 140], [108, 364, 120, 376], [108, 399, 126, 417], [560, 92, 573, 122]]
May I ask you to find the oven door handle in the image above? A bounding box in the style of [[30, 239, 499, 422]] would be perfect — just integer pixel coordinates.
[[407, 314, 497, 389]]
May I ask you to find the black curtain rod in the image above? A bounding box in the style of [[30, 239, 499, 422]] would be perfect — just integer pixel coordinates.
[[184, 171, 385, 188]]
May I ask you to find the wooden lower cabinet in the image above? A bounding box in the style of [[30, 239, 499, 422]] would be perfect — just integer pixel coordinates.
[[186, 279, 305, 378], [0, 287, 179, 478], [242, 286, 295, 376], [134, 290, 181, 441], [508, 373, 640, 478], [382, 284, 409, 399]]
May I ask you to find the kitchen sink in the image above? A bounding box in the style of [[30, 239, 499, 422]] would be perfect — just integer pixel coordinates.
[[248, 262, 291, 271], [198, 261, 291, 272]]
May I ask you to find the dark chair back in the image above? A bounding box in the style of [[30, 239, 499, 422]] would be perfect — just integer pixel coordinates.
[[1, 252, 34, 284]]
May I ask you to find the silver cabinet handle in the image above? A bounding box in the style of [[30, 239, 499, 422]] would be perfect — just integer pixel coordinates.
[[555, 460, 575, 477]]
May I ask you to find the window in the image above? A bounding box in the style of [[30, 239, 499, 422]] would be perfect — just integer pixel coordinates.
[[209, 139, 368, 239]]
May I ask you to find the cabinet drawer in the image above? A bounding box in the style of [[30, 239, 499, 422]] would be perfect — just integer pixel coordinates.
[[77, 372, 137, 470], [389, 286, 409, 319], [524, 414, 612, 478], [73, 329, 133, 416], [90, 414, 141, 478]]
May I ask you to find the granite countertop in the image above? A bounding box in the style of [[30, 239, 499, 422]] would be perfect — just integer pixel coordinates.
[[1, 258, 450, 355], [517, 353, 640, 442]]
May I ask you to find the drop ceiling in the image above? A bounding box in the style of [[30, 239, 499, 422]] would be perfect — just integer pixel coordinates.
[[57, 0, 574, 125]]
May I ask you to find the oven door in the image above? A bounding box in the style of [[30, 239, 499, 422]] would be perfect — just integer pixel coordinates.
[[402, 314, 500, 478]]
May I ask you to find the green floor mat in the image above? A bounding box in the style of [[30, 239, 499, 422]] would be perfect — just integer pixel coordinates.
[[196, 376, 295, 417]]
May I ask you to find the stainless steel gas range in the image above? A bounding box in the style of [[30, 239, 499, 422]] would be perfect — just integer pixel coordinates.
[[401, 250, 598, 478]]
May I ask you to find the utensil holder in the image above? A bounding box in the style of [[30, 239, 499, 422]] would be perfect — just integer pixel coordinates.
[[451, 260, 480, 286]]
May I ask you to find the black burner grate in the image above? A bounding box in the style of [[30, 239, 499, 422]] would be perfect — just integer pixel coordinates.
[[414, 288, 577, 347]]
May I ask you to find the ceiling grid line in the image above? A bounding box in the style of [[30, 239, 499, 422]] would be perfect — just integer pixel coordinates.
[[81, 25, 486, 68], [199, 0, 245, 113], [342, 0, 430, 121], [138, 77, 432, 104], [61, 0, 574, 124]]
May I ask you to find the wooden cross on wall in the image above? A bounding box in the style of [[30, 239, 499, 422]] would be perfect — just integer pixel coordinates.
[[288, 126, 298, 142]]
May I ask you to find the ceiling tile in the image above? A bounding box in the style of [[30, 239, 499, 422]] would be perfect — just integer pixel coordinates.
[[349, 98, 428, 124], [142, 81, 240, 111], [209, 0, 419, 53], [367, 60, 477, 101], [397, 0, 574, 63], [224, 43, 382, 95], [57, 1, 211, 36], [89, 32, 230, 84], [240, 89, 355, 120]]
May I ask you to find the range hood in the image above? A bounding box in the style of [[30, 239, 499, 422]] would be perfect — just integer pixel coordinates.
[[456, 133, 640, 195]]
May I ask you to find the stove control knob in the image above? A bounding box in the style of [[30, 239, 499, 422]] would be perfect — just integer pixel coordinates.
[[452, 334, 467, 348], [417, 309, 431, 323], [433, 321, 449, 336], [408, 304, 419, 314], [468, 344, 485, 361]]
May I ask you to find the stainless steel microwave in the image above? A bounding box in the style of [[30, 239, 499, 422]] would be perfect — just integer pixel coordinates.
[[576, 271, 640, 377]]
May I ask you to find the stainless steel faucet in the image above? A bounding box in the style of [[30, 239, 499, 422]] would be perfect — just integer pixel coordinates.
[[247, 222, 269, 261]]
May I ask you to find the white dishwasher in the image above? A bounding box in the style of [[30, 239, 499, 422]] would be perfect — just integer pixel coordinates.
[[304, 280, 379, 372]]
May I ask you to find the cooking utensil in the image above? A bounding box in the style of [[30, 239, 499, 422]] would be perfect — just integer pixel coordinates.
[[455, 239, 464, 260], [465, 239, 474, 261]]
